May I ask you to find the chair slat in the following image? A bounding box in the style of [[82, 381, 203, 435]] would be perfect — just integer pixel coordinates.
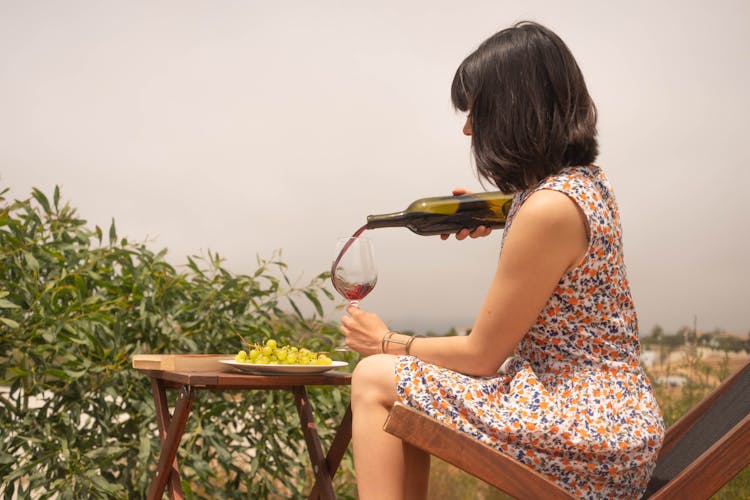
[[648, 413, 750, 499], [645, 357, 750, 497], [658, 357, 750, 457]]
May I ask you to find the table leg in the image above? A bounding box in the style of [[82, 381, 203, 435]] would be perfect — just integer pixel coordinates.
[[307, 404, 352, 500], [148, 383, 194, 500], [150, 379, 185, 499], [292, 386, 337, 500]]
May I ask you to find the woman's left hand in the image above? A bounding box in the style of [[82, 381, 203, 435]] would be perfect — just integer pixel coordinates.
[[339, 305, 388, 356], [439, 187, 493, 240]]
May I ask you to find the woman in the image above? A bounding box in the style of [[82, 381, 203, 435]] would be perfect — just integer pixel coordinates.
[[340, 21, 664, 499]]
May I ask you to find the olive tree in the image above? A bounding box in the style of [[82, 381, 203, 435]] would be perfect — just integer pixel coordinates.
[[0, 185, 354, 499]]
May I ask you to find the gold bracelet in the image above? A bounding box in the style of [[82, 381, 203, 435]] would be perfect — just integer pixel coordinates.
[[405, 334, 426, 356], [405, 335, 416, 355], [381, 331, 394, 354], [382, 330, 408, 354]]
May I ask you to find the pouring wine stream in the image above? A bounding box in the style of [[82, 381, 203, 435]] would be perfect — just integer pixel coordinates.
[[330, 224, 368, 285]]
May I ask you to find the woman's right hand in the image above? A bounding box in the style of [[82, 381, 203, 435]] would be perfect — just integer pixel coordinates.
[[440, 187, 494, 240], [339, 305, 389, 356]]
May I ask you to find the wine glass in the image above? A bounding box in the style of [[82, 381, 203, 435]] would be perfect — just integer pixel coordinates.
[[331, 237, 377, 351], [331, 236, 377, 308]]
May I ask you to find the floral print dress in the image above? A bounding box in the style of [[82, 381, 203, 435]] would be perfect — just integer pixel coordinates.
[[395, 165, 664, 499]]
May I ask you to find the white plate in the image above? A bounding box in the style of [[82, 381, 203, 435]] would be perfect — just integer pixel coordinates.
[[219, 359, 348, 375]]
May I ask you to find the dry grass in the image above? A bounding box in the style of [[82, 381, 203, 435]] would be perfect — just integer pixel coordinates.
[[428, 457, 512, 499]]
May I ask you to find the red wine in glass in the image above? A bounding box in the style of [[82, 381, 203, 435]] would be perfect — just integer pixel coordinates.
[[332, 277, 377, 304]]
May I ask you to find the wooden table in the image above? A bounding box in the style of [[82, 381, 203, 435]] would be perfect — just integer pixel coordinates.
[[135, 367, 352, 500]]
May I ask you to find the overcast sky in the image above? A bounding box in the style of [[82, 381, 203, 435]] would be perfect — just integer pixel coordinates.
[[2, 0, 748, 336]]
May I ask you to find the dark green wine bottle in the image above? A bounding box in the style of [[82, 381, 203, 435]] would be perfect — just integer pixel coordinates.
[[366, 192, 513, 236]]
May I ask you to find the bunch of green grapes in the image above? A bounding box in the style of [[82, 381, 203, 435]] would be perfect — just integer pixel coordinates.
[[235, 339, 333, 365]]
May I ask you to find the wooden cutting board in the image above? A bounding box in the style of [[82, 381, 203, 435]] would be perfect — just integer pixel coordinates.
[[132, 354, 235, 372]]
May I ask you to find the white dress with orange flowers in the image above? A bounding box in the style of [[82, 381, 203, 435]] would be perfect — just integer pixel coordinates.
[[395, 165, 664, 499]]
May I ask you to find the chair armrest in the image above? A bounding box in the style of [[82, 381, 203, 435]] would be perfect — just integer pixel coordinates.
[[384, 402, 574, 500]]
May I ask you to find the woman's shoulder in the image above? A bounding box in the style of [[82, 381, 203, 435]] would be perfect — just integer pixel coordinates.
[[535, 165, 611, 209], [515, 187, 586, 236], [504, 165, 606, 239], [504, 182, 590, 277]]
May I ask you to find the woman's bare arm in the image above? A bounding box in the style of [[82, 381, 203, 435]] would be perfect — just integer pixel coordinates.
[[341, 188, 589, 376]]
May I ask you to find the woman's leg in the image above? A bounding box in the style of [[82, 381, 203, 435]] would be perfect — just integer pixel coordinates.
[[351, 354, 430, 500], [403, 440, 430, 499]]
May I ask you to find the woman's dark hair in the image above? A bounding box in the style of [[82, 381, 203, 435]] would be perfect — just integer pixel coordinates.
[[451, 21, 598, 192]]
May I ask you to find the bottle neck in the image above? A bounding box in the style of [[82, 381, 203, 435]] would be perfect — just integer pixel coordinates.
[[366, 211, 411, 230]]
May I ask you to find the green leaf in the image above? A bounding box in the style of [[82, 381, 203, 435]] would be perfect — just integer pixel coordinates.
[[0, 299, 19, 308], [108, 218, 117, 246], [8, 366, 27, 376], [0, 451, 15, 464], [85, 445, 125, 460], [304, 290, 324, 316], [53, 185, 60, 211], [44, 368, 71, 381], [137, 433, 151, 466], [86, 470, 123, 494], [63, 368, 88, 379], [1, 317, 19, 328], [287, 297, 304, 320], [24, 252, 40, 272], [3, 464, 30, 483], [32, 187, 51, 214]]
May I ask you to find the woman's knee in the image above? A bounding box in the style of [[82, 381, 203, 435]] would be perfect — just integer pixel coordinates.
[[351, 354, 399, 407]]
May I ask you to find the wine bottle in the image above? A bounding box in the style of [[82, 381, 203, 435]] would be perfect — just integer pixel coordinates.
[[366, 192, 513, 236]]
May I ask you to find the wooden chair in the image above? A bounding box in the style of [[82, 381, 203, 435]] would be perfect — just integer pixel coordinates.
[[383, 357, 750, 499]]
